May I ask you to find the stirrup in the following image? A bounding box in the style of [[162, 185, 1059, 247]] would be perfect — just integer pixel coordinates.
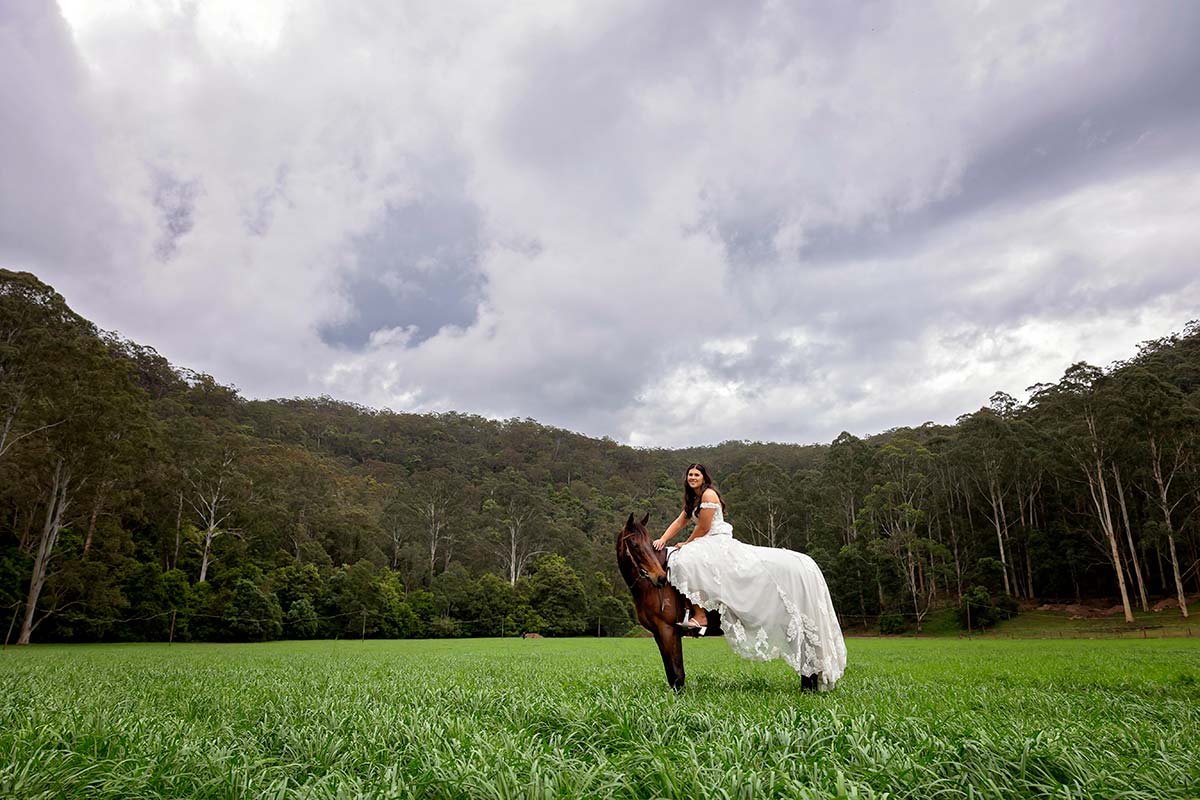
[[675, 609, 707, 636]]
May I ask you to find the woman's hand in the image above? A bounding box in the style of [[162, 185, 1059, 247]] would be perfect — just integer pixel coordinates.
[[652, 536, 667, 551]]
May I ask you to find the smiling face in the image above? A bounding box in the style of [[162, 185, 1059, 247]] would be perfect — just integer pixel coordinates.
[[686, 468, 704, 491]]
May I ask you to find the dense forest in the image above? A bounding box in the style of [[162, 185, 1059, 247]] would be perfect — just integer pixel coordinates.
[[2, 269, 1198, 644]]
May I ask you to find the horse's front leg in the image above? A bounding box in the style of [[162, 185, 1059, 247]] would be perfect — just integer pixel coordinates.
[[652, 622, 685, 691]]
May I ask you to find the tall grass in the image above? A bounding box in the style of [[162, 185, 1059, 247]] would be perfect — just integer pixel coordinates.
[[1, 638, 1196, 798]]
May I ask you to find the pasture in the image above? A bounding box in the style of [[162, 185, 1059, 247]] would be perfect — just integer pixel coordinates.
[[1, 637, 1197, 799]]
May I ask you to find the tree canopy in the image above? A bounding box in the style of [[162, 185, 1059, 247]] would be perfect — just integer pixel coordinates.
[[2, 269, 1198, 642]]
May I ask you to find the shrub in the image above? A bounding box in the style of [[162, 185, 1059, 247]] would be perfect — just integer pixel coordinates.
[[224, 579, 283, 641], [428, 616, 463, 638], [879, 612, 907, 635], [959, 586, 1017, 630], [285, 598, 320, 639]]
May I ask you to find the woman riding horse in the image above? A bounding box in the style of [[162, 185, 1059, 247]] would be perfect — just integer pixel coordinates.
[[650, 463, 847, 691]]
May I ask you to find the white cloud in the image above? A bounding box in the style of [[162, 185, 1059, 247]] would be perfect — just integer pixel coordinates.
[[3, 0, 1198, 447]]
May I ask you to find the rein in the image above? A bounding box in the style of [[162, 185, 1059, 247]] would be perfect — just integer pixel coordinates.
[[622, 533, 671, 614]]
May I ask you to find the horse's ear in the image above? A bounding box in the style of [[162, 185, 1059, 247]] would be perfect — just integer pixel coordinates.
[[640, 512, 650, 527], [625, 512, 635, 530]]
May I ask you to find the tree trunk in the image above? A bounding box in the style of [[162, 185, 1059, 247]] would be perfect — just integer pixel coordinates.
[[0, 392, 19, 459], [171, 491, 184, 571], [198, 526, 216, 583], [908, 547, 921, 632], [82, 482, 108, 558], [943, 500, 964, 601], [1111, 464, 1149, 611], [17, 459, 70, 645], [509, 523, 518, 586], [1025, 544, 1034, 601], [17, 508, 35, 553], [1149, 442, 1189, 618], [988, 475, 1012, 596], [1087, 458, 1134, 623]]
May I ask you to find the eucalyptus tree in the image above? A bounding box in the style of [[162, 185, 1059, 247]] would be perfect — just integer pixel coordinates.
[[1111, 367, 1200, 616], [1097, 377, 1152, 611], [1028, 363, 1134, 622], [954, 405, 1020, 596], [185, 434, 249, 584], [724, 462, 793, 548], [858, 438, 944, 629], [0, 271, 79, 463], [483, 471, 548, 587], [823, 432, 872, 547], [405, 467, 464, 583], [244, 442, 339, 565], [924, 431, 973, 601], [14, 316, 150, 643]]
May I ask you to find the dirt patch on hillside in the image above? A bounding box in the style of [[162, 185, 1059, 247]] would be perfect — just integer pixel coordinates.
[[1036, 602, 1122, 619], [1037, 596, 1200, 619]]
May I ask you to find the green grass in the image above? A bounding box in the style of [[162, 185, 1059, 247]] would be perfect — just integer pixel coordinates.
[[1, 638, 1198, 798]]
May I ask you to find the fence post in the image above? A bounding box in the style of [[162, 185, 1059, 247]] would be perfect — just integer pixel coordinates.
[[3, 605, 19, 651]]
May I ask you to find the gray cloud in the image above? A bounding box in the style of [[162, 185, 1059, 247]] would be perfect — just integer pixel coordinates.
[[319, 193, 484, 350], [0, 0, 124, 279], [242, 164, 290, 237], [6, 1, 1200, 448], [152, 171, 202, 262]]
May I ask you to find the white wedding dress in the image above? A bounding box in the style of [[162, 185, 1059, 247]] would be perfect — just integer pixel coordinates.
[[667, 502, 847, 690]]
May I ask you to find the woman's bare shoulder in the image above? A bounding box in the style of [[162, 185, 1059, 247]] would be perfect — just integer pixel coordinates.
[[701, 488, 720, 502]]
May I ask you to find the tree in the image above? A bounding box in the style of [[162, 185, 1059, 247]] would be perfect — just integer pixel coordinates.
[[224, 579, 283, 641], [0, 271, 78, 463], [11, 279, 151, 644], [485, 472, 548, 587], [527, 554, 586, 636], [1113, 367, 1200, 617], [725, 462, 792, 548], [955, 408, 1020, 596], [408, 469, 462, 583], [859, 438, 943, 631], [187, 442, 244, 584], [823, 432, 872, 547], [1029, 364, 1134, 622]]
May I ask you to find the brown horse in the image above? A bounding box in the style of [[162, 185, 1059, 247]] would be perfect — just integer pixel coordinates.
[[616, 512, 722, 690]]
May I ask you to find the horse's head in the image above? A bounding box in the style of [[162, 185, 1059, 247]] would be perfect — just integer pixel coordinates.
[[617, 512, 668, 588]]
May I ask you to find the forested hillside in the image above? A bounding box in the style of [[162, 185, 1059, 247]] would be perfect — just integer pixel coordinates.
[[2, 269, 1197, 643]]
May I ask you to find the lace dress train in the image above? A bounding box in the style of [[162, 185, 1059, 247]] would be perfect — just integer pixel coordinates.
[[667, 503, 847, 690]]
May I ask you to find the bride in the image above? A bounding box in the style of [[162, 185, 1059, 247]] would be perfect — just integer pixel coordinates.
[[653, 463, 847, 690]]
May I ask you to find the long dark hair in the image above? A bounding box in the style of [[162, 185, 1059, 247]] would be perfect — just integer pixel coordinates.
[[683, 463, 725, 518]]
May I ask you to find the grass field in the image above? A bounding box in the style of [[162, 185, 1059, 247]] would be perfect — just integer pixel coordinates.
[[1, 637, 1198, 799]]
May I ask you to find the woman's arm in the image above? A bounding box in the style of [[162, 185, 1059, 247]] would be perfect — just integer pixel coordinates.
[[652, 511, 690, 550], [678, 489, 720, 547]]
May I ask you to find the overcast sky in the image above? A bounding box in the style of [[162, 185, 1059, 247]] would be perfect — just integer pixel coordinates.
[[3, 1, 1199, 447]]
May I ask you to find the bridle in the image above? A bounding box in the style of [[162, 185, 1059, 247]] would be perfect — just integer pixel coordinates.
[[622, 537, 654, 583], [622, 530, 670, 613]]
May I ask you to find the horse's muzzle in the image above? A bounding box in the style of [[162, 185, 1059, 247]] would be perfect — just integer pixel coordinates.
[[639, 568, 667, 588]]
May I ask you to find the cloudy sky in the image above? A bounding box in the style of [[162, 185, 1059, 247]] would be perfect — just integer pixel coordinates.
[[3, 1, 1199, 447]]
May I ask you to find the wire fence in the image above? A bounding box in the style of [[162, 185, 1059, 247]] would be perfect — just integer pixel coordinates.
[[1, 599, 421, 649], [5, 598, 1196, 649], [837, 601, 1197, 639]]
